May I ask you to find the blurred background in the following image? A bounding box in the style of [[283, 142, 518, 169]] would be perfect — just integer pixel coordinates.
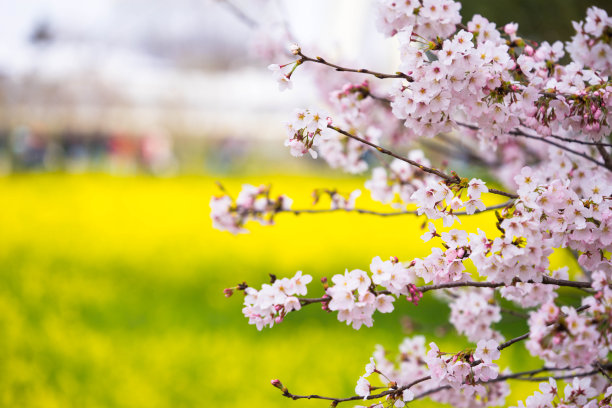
[[0, 1, 604, 407]]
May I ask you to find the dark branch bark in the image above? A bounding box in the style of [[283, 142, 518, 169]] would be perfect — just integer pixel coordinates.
[[297, 51, 413, 81]]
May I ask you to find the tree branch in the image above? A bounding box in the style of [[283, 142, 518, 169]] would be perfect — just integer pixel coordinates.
[[298, 278, 592, 307], [281, 375, 431, 404], [297, 50, 413, 81], [508, 128, 609, 170], [327, 124, 519, 199], [455, 121, 610, 170], [215, 0, 258, 28], [596, 144, 612, 170], [414, 363, 611, 400], [274, 200, 513, 218]]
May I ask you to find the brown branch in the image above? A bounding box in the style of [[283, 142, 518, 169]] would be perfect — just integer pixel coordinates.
[[276, 200, 512, 218], [497, 304, 590, 352], [546, 133, 612, 148], [456, 120, 612, 147], [455, 121, 611, 170], [508, 128, 609, 170], [215, 0, 258, 28], [596, 144, 612, 170], [414, 364, 611, 400], [500, 307, 529, 319], [596, 361, 612, 382], [419, 276, 591, 294], [281, 375, 431, 404], [327, 124, 518, 199], [298, 278, 592, 307], [297, 51, 413, 81]]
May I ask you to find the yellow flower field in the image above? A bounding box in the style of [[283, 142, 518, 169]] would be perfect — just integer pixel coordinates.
[[0, 174, 579, 407]]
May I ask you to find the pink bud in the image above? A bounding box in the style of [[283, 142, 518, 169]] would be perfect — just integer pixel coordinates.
[[223, 288, 234, 297], [594, 109, 602, 120], [524, 45, 534, 56], [504, 23, 518, 35]]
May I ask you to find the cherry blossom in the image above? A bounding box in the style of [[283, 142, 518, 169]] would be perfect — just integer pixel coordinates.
[[215, 3, 612, 407]]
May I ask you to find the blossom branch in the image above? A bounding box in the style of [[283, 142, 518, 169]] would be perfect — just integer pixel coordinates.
[[508, 128, 609, 170], [496, 304, 590, 352], [419, 276, 593, 293], [296, 50, 413, 81], [455, 121, 610, 170], [278, 374, 431, 405], [327, 124, 519, 199], [298, 278, 592, 307], [275, 200, 512, 217], [596, 144, 612, 170], [414, 363, 611, 400], [215, 0, 258, 28]]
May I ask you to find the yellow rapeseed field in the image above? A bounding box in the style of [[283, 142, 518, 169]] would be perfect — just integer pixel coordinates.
[[0, 174, 578, 407]]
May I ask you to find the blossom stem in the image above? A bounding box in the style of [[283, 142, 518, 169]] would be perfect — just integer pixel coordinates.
[[275, 200, 512, 217], [508, 128, 609, 170], [413, 363, 611, 400], [298, 278, 592, 307], [327, 124, 518, 199], [296, 51, 413, 81]]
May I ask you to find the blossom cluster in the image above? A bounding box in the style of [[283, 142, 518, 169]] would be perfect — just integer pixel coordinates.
[[375, 0, 462, 40], [326, 267, 397, 330], [526, 271, 612, 368], [511, 377, 609, 408], [449, 289, 502, 343], [382, 5, 611, 145], [426, 340, 500, 389], [319, 82, 389, 173], [241, 271, 312, 330], [360, 336, 508, 408], [218, 2, 612, 406], [284, 108, 329, 158], [566, 7, 612, 76], [366, 152, 489, 221], [210, 184, 292, 234]]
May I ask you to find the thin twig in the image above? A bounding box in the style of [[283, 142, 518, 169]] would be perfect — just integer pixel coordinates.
[[414, 364, 611, 400], [297, 51, 413, 81], [546, 133, 612, 148], [276, 200, 512, 218], [327, 124, 519, 199], [509, 128, 609, 169], [497, 304, 590, 352], [456, 121, 610, 169], [500, 307, 529, 319], [596, 362, 612, 382], [282, 375, 431, 404], [596, 144, 612, 170], [298, 278, 592, 306], [215, 0, 258, 28]]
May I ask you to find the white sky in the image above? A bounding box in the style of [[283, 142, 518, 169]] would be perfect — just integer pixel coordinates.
[[0, 0, 397, 137]]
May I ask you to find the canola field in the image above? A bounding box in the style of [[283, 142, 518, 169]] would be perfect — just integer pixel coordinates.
[[0, 174, 579, 407]]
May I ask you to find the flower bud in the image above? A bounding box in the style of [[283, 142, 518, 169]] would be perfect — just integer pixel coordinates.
[[289, 43, 300, 55], [223, 288, 234, 297], [271, 379, 287, 393]]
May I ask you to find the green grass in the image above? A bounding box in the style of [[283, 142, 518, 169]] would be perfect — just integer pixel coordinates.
[[0, 173, 579, 407]]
